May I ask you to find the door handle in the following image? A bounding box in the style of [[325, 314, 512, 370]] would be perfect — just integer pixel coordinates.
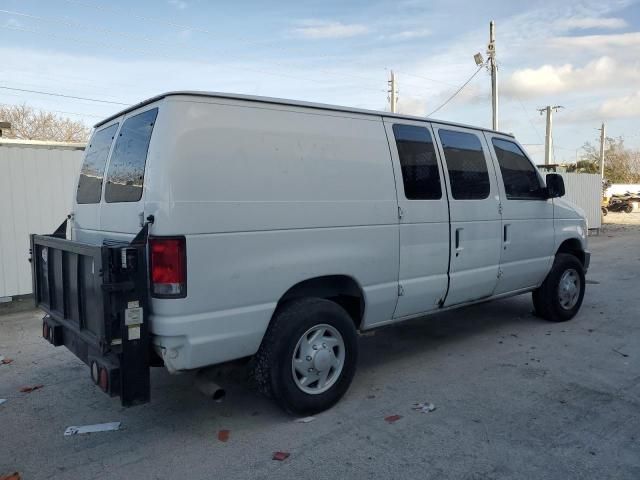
[[503, 224, 511, 249], [455, 228, 463, 256]]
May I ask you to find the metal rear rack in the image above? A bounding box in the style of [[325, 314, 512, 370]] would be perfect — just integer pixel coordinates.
[[30, 224, 150, 406]]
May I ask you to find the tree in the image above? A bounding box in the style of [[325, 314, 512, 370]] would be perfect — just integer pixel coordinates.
[[566, 159, 599, 174], [578, 136, 640, 184], [0, 103, 91, 143]]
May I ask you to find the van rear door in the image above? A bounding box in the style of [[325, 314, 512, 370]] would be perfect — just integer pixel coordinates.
[[73, 121, 119, 238], [99, 107, 159, 236]]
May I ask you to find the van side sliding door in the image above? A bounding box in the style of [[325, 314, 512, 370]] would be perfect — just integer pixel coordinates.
[[383, 120, 450, 318], [484, 133, 555, 294], [432, 124, 502, 306]]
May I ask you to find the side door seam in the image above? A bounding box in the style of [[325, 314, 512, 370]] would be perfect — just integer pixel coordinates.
[[430, 124, 453, 307], [380, 117, 402, 317]]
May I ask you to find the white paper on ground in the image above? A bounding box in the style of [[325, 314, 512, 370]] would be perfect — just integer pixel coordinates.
[[64, 422, 121, 436], [295, 416, 316, 423], [0, 399, 6, 406]]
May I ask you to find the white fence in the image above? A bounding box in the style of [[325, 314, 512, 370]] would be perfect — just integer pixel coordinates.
[[558, 173, 602, 230], [0, 139, 85, 299]]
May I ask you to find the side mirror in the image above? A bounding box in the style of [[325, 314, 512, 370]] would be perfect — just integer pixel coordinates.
[[546, 173, 565, 198]]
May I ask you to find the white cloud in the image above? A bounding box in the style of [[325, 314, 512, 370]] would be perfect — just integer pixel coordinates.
[[396, 96, 427, 116], [503, 56, 640, 98], [168, 0, 188, 9], [557, 17, 627, 30], [389, 29, 432, 40], [293, 20, 369, 39], [599, 91, 640, 118], [4, 18, 22, 28], [549, 32, 640, 52]]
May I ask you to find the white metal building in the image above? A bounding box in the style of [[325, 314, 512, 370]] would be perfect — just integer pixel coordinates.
[[558, 173, 602, 231], [0, 138, 85, 300]]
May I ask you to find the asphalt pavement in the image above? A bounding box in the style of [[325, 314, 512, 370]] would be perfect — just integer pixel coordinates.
[[1, 218, 639, 479]]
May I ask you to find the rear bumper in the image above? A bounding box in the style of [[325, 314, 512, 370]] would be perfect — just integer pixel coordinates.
[[150, 303, 275, 372]]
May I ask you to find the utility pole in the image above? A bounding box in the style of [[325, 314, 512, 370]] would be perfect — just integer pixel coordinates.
[[537, 106, 563, 165], [388, 70, 398, 113], [488, 21, 498, 130], [599, 123, 606, 179]]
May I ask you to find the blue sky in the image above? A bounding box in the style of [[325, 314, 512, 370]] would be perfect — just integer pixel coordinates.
[[1, 0, 639, 163]]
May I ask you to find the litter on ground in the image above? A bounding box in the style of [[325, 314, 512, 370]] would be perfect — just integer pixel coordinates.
[[64, 422, 121, 436], [384, 414, 402, 423], [412, 402, 436, 413], [0, 472, 21, 480], [0, 399, 6, 406], [272, 452, 290, 461], [19, 385, 43, 393], [217, 429, 230, 442], [295, 416, 316, 423]]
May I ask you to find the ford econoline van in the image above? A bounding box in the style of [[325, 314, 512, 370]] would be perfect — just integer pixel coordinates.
[[31, 91, 589, 414]]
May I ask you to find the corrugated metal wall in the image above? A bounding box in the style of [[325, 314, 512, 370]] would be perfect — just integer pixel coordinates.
[[0, 142, 84, 298], [558, 173, 602, 230]]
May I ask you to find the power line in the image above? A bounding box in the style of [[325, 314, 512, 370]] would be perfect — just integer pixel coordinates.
[[0, 8, 178, 49], [387, 68, 458, 88], [2, 23, 387, 95], [427, 67, 483, 117], [0, 86, 130, 106], [0, 102, 103, 118]]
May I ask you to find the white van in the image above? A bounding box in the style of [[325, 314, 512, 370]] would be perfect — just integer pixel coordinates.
[[33, 91, 589, 413]]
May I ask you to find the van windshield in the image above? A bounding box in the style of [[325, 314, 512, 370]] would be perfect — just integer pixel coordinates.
[[76, 123, 118, 204], [105, 108, 158, 203]]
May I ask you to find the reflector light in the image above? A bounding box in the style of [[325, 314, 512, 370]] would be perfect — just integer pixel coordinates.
[[99, 367, 109, 392]]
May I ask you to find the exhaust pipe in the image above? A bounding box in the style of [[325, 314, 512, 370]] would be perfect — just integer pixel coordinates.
[[195, 371, 226, 401]]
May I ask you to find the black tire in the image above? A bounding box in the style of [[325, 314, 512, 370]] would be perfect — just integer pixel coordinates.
[[532, 253, 585, 322], [254, 298, 358, 415], [624, 203, 633, 214], [601, 207, 607, 216]]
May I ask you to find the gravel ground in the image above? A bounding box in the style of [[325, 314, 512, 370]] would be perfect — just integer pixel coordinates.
[[1, 222, 639, 480]]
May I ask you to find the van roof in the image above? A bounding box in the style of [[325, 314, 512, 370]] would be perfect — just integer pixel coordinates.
[[95, 91, 514, 137]]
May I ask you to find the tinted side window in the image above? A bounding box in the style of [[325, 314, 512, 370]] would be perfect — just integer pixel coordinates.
[[76, 124, 118, 204], [105, 108, 158, 203], [438, 130, 490, 200], [392, 124, 442, 200], [492, 138, 545, 199]]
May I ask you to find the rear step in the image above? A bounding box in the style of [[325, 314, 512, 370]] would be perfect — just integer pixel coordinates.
[[30, 220, 151, 406]]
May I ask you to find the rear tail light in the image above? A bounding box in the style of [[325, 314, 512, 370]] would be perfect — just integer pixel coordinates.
[[149, 237, 187, 298]]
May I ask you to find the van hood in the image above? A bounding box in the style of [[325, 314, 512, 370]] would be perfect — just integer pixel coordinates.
[[554, 197, 586, 220]]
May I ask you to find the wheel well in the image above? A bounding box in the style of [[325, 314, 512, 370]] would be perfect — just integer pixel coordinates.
[[557, 239, 585, 266], [277, 275, 365, 329]]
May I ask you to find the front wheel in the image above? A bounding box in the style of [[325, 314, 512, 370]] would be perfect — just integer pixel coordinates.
[[532, 253, 585, 322], [624, 203, 633, 214], [254, 298, 358, 415]]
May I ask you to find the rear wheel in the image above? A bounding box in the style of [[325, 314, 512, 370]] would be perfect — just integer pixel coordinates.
[[532, 253, 585, 322], [601, 206, 608, 216], [254, 298, 358, 415]]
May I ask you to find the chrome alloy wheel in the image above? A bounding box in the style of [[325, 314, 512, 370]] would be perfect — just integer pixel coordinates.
[[558, 268, 581, 310], [291, 324, 345, 395]]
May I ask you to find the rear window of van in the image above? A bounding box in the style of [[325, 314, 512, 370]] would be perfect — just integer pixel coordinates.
[[76, 123, 118, 204], [105, 108, 158, 203]]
